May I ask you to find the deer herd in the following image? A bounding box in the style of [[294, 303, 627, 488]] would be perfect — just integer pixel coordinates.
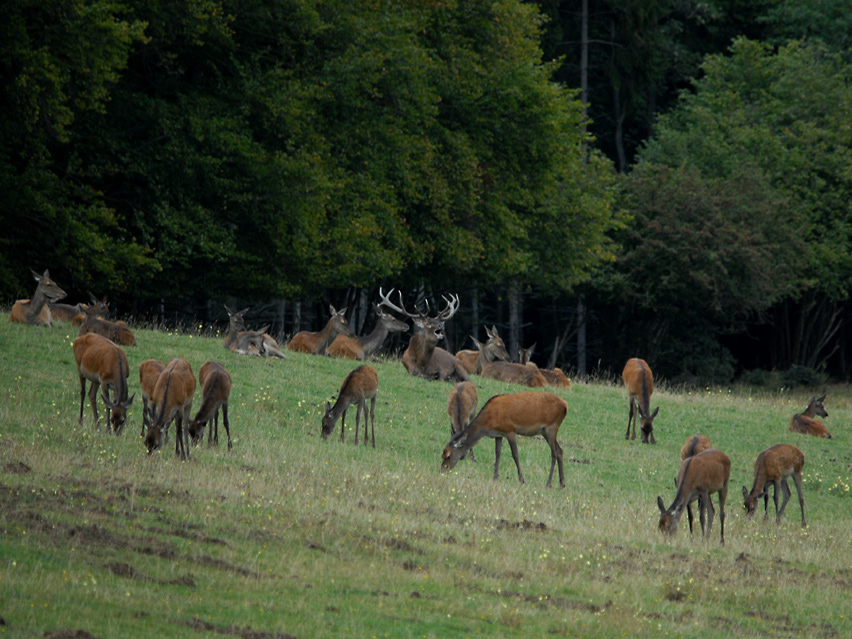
[[10, 272, 838, 542]]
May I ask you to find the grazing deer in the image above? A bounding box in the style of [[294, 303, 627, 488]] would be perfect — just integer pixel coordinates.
[[328, 303, 408, 360], [188, 361, 232, 450], [321, 365, 379, 447], [455, 326, 510, 374], [447, 381, 478, 462], [77, 300, 136, 346], [378, 288, 469, 383], [145, 358, 196, 460], [72, 333, 135, 434], [138, 359, 165, 436], [518, 344, 572, 389], [679, 435, 713, 534], [742, 444, 806, 527], [224, 306, 287, 359], [288, 304, 354, 355], [441, 391, 568, 488], [657, 448, 730, 544], [789, 395, 831, 438], [622, 358, 659, 444], [9, 269, 66, 326]]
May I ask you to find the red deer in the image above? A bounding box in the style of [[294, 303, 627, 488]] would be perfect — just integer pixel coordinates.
[[328, 302, 408, 360], [657, 448, 730, 544], [77, 301, 136, 346], [447, 381, 478, 462], [441, 391, 568, 488], [518, 344, 572, 389], [742, 444, 806, 527], [138, 359, 165, 436], [456, 326, 510, 374], [622, 358, 659, 444], [145, 358, 196, 460], [679, 435, 713, 534], [9, 269, 66, 326], [224, 306, 287, 359], [72, 333, 135, 434], [478, 360, 547, 388], [321, 365, 378, 447], [188, 361, 232, 450], [288, 304, 354, 355], [52, 295, 110, 325], [378, 288, 469, 383], [789, 395, 831, 438]]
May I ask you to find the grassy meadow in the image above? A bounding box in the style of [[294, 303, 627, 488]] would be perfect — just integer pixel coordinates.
[[1, 315, 852, 638]]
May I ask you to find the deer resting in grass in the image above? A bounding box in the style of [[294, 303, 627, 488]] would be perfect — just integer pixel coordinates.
[[77, 300, 136, 346], [145, 358, 196, 460], [188, 361, 232, 450], [9, 269, 66, 326], [288, 304, 354, 355], [789, 395, 831, 438], [447, 381, 478, 462], [442, 391, 568, 488], [378, 288, 469, 383], [742, 444, 806, 527], [622, 358, 659, 444], [73, 333, 135, 434], [657, 448, 730, 544], [679, 435, 713, 534], [518, 344, 572, 389], [455, 326, 510, 374], [223, 306, 265, 356], [138, 359, 165, 436], [328, 302, 408, 360], [321, 365, 378, 447]]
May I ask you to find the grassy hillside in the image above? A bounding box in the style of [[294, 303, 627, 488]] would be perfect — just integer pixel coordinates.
[[1, 317, 851, 638]]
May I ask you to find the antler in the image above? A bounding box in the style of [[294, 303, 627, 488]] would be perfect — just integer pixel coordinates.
[[436, 293, 460, 321], [378, 288, 460, 322]]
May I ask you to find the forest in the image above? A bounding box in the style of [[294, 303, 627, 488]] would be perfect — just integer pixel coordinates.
[[2, 0, 851, 384]]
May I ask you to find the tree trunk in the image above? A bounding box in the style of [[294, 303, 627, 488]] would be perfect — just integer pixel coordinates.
[[507, 281, 521, 363]]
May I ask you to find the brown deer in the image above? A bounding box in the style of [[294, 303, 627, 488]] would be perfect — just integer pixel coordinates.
[[145, 358, 196, 460], [72, 333, 135, 434], [789, 395, 831, 438], [321, 365, 379, 447], [49, 302, 88, 324], [288, 304, 354, 355], [188, 361, 232, 450], [138, 359, 165, 436], [518, 344, 572, 389], [9, 269, 66, 326], [622, 358, 659, 444], [455, 326, 510, 374], [328, 302, 408, 360], [447, 381, 478, 462], [679, 435, 713, 534], [77, 300, 136, 346], [224, 306, 287, 359], [657, 448, 730, 544], [742, 444, 806, 527], [441, 391, 568, 488], [378, 288, 469, 383], [478, 360, 547, 388]]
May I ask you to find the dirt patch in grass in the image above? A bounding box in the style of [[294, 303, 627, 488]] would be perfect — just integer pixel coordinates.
[[182, 617, 297, 639]]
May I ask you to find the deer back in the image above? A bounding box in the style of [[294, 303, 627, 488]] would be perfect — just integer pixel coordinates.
[[680, 435, 712, 460], [480, 361, 547, 387]]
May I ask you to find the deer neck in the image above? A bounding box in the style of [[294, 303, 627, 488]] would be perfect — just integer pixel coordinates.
[[356, 322, 389, 358], [26, 285, 51, 323], [313, 318, 342, 353], [409, 331, 437, 367]]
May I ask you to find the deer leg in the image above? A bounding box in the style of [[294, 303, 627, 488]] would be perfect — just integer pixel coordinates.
[[339, 407, 347, 443], [776, 479, 792, 524], [78, 376, 87, 425], [88, 380, 101, 428], [698, 495, 707, 537], [718, 484, 727, 545], [369, 396, 376, 448], [222, 403, 232, 451], [703, 491, 715, 540], [686, 503, 695, 535], [762, 481, 771, 520], [355, 399, 364, 445], [625, 400, 635, 440], [493, 437, 503, 481], [506, 434, 525, 484], [792, 472, 805, 527], [543, 431, 564, 488], [772, 479, 781, 521]]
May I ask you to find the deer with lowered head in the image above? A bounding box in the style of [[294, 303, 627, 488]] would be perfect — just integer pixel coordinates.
[[442, 391, 568, 488], [789, 394, 831, 438], [742, 444, 806, 527], [138, 359, 165, 436], [77, 298, 136, 346], [679, 435, 713, 534], [455, 326, 510, 374], [657, 448, 730, 544], [288, 304, 354, 355], [73, 333, 135, 434], [9, 269, 67, 326], [518, 344, 572, 389], [188, 361, 233, 450], [224, 305, 287, 359], [145, 358, 196, 460], [447, 381, 478, 462], [622, 358, 659, 444], [378, 288, 469, 383], [321, 365, 379, 447], [328, 302, 408, 360]]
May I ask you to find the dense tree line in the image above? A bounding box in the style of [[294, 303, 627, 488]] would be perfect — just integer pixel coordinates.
[[2, 0, 851, 383]]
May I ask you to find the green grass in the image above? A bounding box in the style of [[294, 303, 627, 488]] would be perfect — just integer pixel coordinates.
[[1, 317, 852, 638]]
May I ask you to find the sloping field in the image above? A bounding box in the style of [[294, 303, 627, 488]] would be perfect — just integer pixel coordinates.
[[1, 317, 851, 638]]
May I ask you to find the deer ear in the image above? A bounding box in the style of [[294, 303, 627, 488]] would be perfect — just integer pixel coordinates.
[[742, 486, 749, 499], [101, 393, 115, 409], [125, 393, 136, 407], [651, 407, 660, 419], [817, 394, 826, 402], [31, 269, 42, 281], [657, 496, 666, 513]]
